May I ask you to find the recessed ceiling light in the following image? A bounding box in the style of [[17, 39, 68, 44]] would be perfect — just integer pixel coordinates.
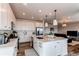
[[38, 10, 42, 13], [49, 13, 52, 15], [22, 12, 26, 15], [32, 16, 34, 19], [23, 3, 28, 6]]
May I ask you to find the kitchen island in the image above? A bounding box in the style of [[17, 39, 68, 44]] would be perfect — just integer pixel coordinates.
[[32, 35, 68, 56]]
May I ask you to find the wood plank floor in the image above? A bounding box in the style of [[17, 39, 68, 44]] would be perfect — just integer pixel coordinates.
[[17, 42, 32, 56], [68, 44, 79, 56], [17, 42, 79, 56]]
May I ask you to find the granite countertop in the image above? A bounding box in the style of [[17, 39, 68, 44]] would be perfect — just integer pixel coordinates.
[[38, 37, 67, 42], [32, 35, 68, 42]]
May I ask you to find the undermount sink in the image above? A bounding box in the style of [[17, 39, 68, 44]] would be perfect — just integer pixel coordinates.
[[36, 37, 43, 39]]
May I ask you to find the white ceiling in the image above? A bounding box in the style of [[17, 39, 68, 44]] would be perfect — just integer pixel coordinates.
[[10, 3, 79, 23]]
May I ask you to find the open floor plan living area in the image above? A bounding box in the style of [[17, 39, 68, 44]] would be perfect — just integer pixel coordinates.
[[1, 3, 79, 56]]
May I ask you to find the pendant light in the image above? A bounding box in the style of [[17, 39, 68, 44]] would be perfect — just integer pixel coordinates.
[[53, 9, 58, 26], [45, 15, 48, 27], [62, 23, 67, 27]]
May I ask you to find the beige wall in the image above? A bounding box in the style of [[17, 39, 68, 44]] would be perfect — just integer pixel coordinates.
[[58, 22, 79, 34]]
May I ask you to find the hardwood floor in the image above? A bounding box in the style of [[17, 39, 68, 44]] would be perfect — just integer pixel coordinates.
[[68, 44, 79, 56], [17, 42, 79, 56], [17, 42, 32, 56]]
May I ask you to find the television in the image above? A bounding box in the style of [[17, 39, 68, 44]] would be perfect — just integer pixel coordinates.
[[67, 31, 78, 37]]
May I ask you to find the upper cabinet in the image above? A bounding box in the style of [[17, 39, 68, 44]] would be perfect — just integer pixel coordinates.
[[35, 22, 43, 27], [0, 3, 16, 30]]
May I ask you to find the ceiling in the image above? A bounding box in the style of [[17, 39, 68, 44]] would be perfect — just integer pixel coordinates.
[[10, 3, 79, 23]]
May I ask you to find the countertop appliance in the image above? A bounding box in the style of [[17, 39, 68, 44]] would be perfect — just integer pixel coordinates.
[[0, 34, 5, 45]]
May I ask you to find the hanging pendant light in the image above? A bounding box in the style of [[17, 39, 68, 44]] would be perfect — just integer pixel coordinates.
[[62, 23, 67, 27], [53, 19, 58, 25], [45, 15, 48, 27], [45, 22, 48, 27], [53, 9, 58, 26]]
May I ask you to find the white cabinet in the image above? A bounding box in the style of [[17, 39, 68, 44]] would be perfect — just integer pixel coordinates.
[[0, 3, 16, 30], [36, 41, 57, 56], [35, 22, 43, 27], [33, 37, 38, 52], [33, 37, 68, 56], [0, 4, 7, 30], [54, 40, 68, 56]]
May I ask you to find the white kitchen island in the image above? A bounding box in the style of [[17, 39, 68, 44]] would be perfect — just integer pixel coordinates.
[[32, 35, 68, 56]]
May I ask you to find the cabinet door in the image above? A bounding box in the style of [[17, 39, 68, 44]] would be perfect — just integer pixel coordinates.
[[33, 39, 38, 52], [0, 3, 15, 30], [1, 4, 8, 30], [38, 41, 43, 56], [35, 41, 40, 54], [42, 42, 56, 56], [55, 40, 68, 56], [7, 4, 11, 30], [0, 3, 10, 30], [0, 4, 2, 28], [54, 42, 62, 56], [35, 22, 43, 27], [60, 40, 68, 55], [33, 40, 36, 50]]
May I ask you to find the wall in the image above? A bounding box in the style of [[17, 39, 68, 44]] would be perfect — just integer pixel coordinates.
[[58, 22, 79, 34], [15, 19, 43, 43]]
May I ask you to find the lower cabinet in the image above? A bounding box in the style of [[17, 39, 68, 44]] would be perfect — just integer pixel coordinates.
[[33, 38, 68, 56], [54, 40, 68, 56]]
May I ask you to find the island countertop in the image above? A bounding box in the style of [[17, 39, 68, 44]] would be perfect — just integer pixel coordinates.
[[32, 35, 68, 42]]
